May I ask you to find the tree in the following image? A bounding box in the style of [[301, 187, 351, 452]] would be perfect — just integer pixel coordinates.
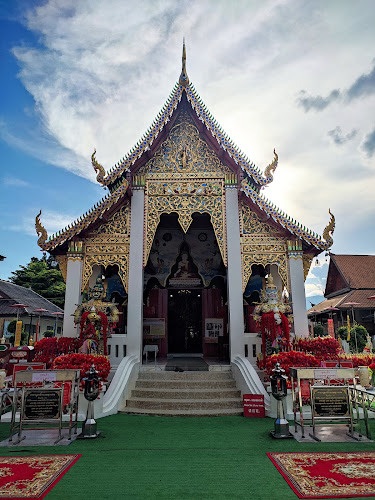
[[9, 255, 65, 308], [337, 324, 369, 352]]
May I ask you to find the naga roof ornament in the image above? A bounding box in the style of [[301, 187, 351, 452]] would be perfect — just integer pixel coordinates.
[[35, 210, 48, 248], [263, 149, 278, 184], [322, 209, 335, 248], [91, 149, 106, 185]]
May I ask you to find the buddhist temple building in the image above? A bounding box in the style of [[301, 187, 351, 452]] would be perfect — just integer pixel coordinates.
[[35, 44, 335, 373]]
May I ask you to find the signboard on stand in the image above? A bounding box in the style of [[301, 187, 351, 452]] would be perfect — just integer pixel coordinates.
[[243, 394, 265, 417]]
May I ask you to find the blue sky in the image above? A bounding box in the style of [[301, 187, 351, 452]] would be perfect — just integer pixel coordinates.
[[0, 0, 374, 306]]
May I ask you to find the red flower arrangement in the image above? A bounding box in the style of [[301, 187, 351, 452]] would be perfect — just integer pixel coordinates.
[[338, 353, 375, 368], [34, 338, 81, 368], [264, 350, 320, 380], [52, 353, 110, 384], [293, 336, 340, 360]]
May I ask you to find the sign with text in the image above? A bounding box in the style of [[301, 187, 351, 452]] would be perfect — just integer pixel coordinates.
[[23, 389, 62, 420], [143, 318, 165, 338], [312, 386, 349, 418], [243, 394, 265, 417], [205, 318, 223, 343], [13, 363, 46, 386]]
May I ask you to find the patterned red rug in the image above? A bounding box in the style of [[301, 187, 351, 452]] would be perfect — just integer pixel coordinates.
[[267, 452, 375, 499], [0, 454, 81, 499]]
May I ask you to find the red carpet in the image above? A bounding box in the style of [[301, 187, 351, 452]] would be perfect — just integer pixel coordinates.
[[0, 455, 80, 499], [267, 451, 375, 498]]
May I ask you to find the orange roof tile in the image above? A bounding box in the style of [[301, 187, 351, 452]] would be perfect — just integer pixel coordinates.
[[331, 254, 375, 289]]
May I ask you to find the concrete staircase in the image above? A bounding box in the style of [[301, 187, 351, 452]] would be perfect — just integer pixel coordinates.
[[119, 369, 243, 417]]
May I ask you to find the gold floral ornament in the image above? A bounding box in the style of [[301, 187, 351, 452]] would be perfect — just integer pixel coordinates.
[[263, 149, 278, 184], [35, 210, 48, 248], [91, 149, 106, 185], [322, 209, 335, 248]]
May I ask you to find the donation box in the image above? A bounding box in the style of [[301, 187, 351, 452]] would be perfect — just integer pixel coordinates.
[[243, 394, 265, 417]]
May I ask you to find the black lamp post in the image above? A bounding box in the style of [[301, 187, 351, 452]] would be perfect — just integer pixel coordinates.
[[270, 362, 293, 439], [78, 365, 101, 439]]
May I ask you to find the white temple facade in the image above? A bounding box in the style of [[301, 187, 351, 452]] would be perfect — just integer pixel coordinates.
[[36, 45, 335, 370]]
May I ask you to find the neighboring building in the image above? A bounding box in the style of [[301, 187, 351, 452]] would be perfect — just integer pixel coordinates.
[[0, 280, 64, 340], [35, 45, 334, 368], [308, 254, 375, 336]]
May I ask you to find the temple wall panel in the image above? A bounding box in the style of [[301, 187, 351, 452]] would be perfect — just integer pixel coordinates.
[[240, 200, 289, 292]]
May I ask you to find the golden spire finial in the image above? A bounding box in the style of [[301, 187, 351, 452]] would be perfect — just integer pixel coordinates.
[[179, 38, 189, 88]]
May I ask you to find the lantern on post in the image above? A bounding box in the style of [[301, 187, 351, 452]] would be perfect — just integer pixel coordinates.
[[78, 364, 101, 439], [270, 362, 293, 439]]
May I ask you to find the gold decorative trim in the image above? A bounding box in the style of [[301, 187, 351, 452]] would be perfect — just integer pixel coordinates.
[[144, 179, 227, 267], [55, 255, 68, 283], [240, 200, 289, 292], [303, 253, 314, 281], [67, 256, 83, 263], [82, 202, 131, 292]]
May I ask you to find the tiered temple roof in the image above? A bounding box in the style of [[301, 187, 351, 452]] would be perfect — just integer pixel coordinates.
[[36, 43, 334, 254]]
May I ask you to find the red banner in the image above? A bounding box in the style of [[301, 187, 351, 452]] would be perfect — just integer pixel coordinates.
[[327, 318, 335, 338], [243, 394, 265, 417]]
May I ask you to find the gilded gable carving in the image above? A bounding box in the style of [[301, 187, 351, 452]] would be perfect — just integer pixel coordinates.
[[137, 111, 232, 179]]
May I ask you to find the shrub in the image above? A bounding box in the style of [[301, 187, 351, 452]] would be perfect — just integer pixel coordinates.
[[338, 325, 369, 353], [313, 324, 325, 337]]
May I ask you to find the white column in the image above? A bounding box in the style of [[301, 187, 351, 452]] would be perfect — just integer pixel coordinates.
[[287, 243, 309, 337], [126, 188, 145, 361], [63, 257, 83, 337], [225, 186, 245, 360]]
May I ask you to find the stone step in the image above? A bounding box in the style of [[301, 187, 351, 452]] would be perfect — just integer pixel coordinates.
[[136, 379, 237, 389], [131, 388, 241, 399], [125, 397, 243, 411], [138, 371, 233, 381], [120, 408, 243, 417]]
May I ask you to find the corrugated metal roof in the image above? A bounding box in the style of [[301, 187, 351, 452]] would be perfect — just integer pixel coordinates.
[[0, 280, 63, 318]]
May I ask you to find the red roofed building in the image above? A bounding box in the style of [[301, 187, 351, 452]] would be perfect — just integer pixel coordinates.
[[308, 254, 375, 336]]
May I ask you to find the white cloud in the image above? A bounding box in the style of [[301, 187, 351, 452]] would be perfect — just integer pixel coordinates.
[[305, 283, 325, 298], [2, 177, 30, 188], [4, 210, 79, 237], [6, 0, 375, 254]]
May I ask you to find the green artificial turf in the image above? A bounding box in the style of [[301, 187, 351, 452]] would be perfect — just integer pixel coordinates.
[[0, 415, 374, 499]]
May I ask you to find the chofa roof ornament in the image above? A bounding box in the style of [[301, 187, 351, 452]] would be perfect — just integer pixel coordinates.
[[322, 209, 335, 249], [35, 210, 48, 248], [91, 149, 106, 185]]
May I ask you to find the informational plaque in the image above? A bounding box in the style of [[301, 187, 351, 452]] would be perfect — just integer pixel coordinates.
[[205, 319, 223, 343], [23, 389, 62, 420], [143, 318, 165, 338], [311, 386, 349, 418]]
